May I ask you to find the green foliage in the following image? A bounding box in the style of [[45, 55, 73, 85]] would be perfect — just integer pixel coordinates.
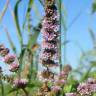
[[0, 80, 4, 96], [14, 0, 23, 46], [88, 29, 96, 48], [23, 0, 34, 28], [92, 0, 96, 13]]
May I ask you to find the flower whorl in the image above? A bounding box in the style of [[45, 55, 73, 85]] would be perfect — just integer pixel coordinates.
[[41, 0, 59, 67]]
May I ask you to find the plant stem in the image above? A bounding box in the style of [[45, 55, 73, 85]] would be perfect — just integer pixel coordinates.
[[22, 88, 28, 96], [59, 0, 62, 71], [0, 80, 4, 96], [16, 90, 19, 96]]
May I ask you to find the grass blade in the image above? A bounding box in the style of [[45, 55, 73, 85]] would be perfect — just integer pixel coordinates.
[[3, 26, 16, 53], [9, 0, 23, 46], [23, 0, 34, 29], [0, 0, 9, 22], [88, 29, 96, 48], [14, 0, 23, 46]]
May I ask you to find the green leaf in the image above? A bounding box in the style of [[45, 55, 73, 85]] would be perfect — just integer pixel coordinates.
[[13, 0, 23, 46], [38, 0, 44, 6], [92, 0, 96, 13], [27, 0, 34, 12], [93, 93, 96, 96], [90, 61, 96, 67], [8, 88, 18, 94], [64, 83, 78, 93], [67, 85, 73, 92], [27, 80, 42, 88], [88, 29, 96, 48], [81, 67, 92, 81], [23, 0, 34, 28], [0, 80, 5, 96], [27, 84, 35, 88]]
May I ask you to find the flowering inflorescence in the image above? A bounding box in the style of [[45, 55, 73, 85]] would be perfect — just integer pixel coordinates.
[[51, 65, 72, 94], [0, 44, 19, 72], [13, 78, 28, 88], [77, 78, 96, 96], [41, 0, 59, 68], [0, 44, 28, 91], [66, 78, 96, 96], [9, 62, 19, 72], [38, 0, 60, 95], [37, 64, 72, 96], [40, 0, 59, 87]]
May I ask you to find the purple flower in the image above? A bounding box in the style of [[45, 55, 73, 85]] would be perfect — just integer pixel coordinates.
[[51, 85, 61, 92], [59, 71, 68, 79], [41, 52, 52, 60], [43, 24, 59, 33], [0, 44, 4, 48], [13, 78, 28, 88], [43, 32, 58, 41], [60, 71, 66, 76], [9, 62, 19, 72], [55, 79, 66, 86], [3, 54, 16, 64], [87, 78, 96, 84], [42, 41, 57, 49], [77, 78, 96, 95], [0, 45, 9, 56], [42, 59, 58, 67], [41, 0, 59, 67], [77, 83, 92, 95], [90, 84, 96, 93]]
